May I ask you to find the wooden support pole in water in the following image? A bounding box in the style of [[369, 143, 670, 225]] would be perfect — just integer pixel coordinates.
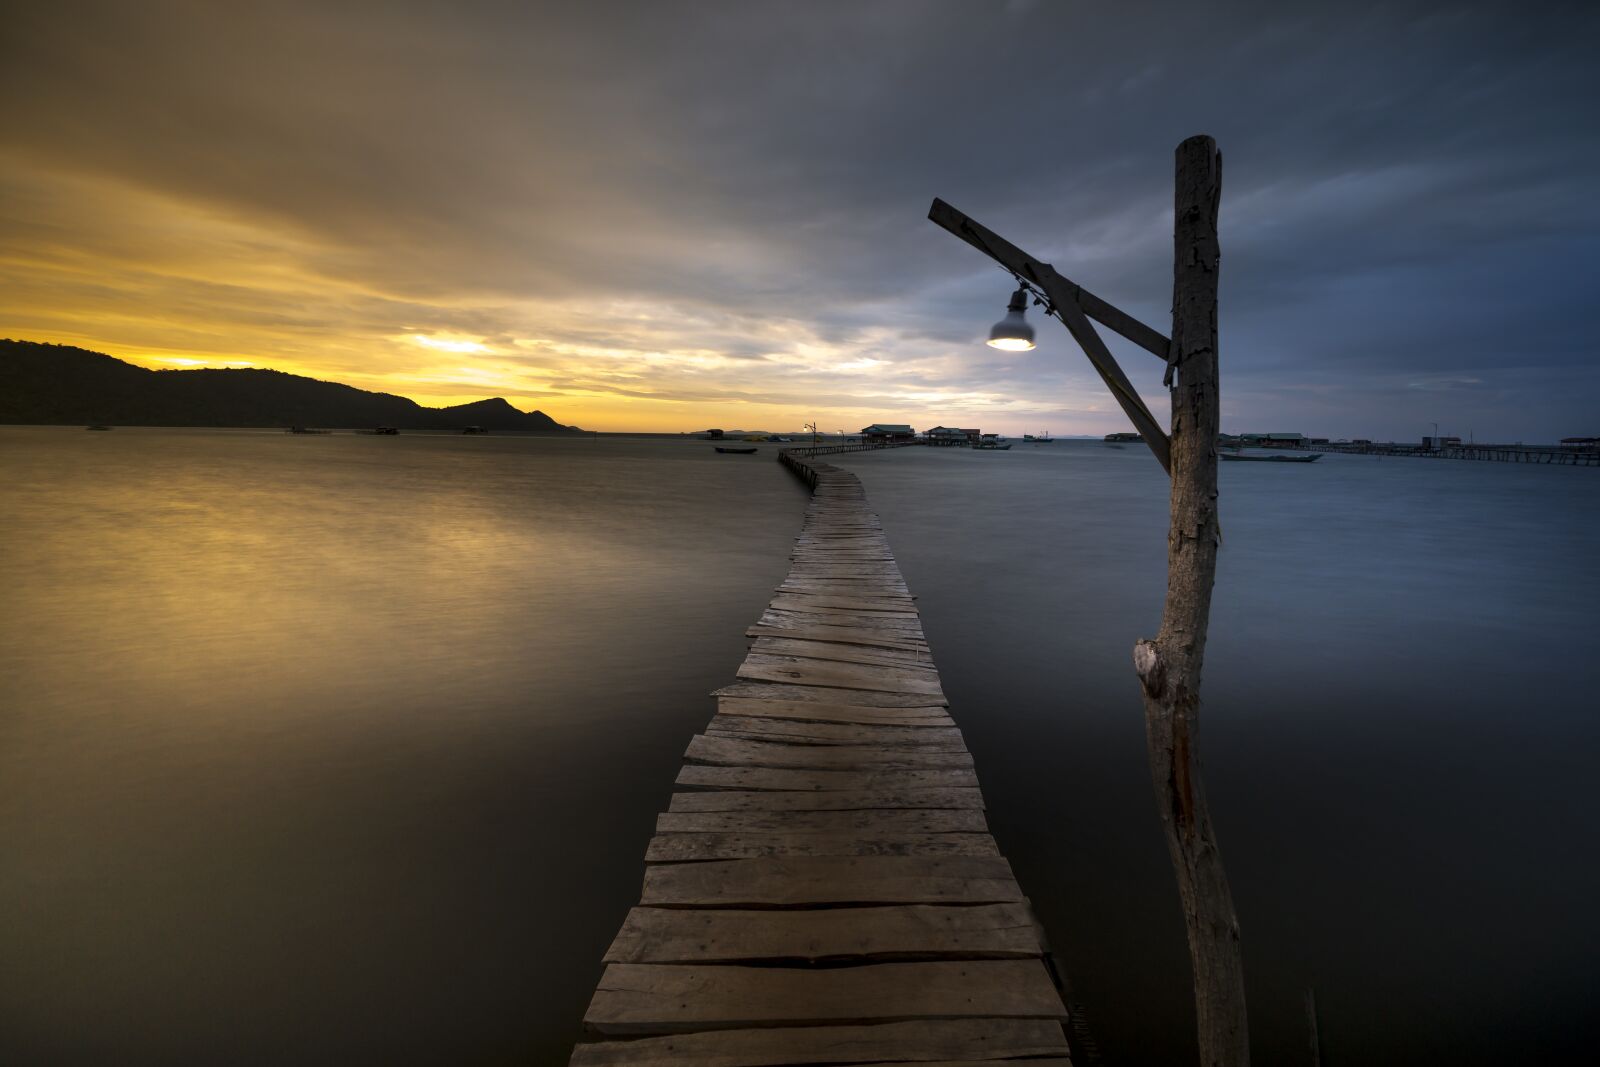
[[1132, 134, 1249, 1067], [930, 135, 1248, 1064]]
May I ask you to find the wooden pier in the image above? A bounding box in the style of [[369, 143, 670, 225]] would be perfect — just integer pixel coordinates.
[[1317, 441, 1599, 466], [568, 452, 1071, 1065], [782, 440, 925, 458]]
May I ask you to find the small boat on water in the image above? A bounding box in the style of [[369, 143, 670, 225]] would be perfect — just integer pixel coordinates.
[[1220, 450, 1323, 463], [1023, 431, 1053, 443], [974, 434, 1012, 450], [715, 446, 759, 454], [287, 426, 331, 434]]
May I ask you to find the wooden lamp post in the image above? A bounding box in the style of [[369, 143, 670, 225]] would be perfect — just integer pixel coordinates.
[[929, 134, 1247, 1067]]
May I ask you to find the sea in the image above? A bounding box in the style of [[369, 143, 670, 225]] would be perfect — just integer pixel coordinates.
[[1, 427, 1595, 1065]]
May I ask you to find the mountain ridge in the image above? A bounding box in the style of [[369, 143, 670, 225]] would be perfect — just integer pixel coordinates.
[[0, 339, 582, 432]]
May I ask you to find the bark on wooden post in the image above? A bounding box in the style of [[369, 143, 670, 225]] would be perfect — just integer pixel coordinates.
[[1132, 134, 1249, 1066]]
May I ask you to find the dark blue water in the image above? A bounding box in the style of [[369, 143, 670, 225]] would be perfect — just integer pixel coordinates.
[[2, 429, 1594, 1064], [830, 442, 1600, 1065]]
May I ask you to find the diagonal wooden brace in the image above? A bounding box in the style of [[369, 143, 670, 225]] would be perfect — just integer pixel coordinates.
[[1052, 294, 1172, 474]]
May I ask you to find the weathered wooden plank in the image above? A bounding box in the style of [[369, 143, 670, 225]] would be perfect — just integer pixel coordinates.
[[795, 537, 889, 545], [604, 902, 1039, 963], [777, 580, 913, 598], [656, 808, 989, 835], [676, 764, 978, 792], [642, 855, 1021, 906], [750, 636, 933, 669], [570, 1018, 1070, 1066], [666, 788, 985, 812], [760, 604, 925, 628], [583, 959, 1063, 1033], [792, 544, 893, 557], [738, 653, 946, 697], [646, 830, 999, 861], [759, 611, 929, 638], [784, 574, 902, 584], [685, 734, 972, 770], [714, 698, 952, 728], [746, 622, 928, 652], [715, 680, 942, 708], [705, 730, 964, 753], [705, 715, 966, 747], [787, 563, 905, 578], [767, 593, 919, 616], [717, 692, 948, 718], [775, 583, 910, 596]]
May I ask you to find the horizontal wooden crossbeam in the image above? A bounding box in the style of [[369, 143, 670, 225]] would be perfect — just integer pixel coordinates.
[[928, 198, 1171, 361]]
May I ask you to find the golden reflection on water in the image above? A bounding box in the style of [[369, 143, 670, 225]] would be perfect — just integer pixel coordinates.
[[0, 427, 805, 1063]]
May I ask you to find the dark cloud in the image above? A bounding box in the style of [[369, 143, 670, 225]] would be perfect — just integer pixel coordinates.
[[2, 0, 1595, 437]]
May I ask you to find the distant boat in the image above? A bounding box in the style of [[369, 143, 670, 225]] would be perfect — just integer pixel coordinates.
[[85, 425, 112, 431], [462, 425, 487, 434], [715, 446, 759, 454], [974, 434, 1012, 451], [1105, 432, 1142, 443], [1220, 451, 1322, 463], [286, 426, 331, 434], [1023, 431, 1053, 443]]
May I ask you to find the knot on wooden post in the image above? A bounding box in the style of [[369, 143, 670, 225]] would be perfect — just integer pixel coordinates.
[[1133, 639, 1165, 699]]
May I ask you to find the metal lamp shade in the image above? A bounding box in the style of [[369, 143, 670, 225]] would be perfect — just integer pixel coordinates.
[[986, 288, 1035, 351]]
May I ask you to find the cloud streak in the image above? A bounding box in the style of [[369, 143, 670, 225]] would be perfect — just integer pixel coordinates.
[[2, 1, 1595, 437]]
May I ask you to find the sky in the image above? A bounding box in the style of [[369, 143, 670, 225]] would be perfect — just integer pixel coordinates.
[[1, 0, 1595, 439]]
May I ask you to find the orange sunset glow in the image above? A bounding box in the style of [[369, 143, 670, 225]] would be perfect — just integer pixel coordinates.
[[0, 3, 1207, 436]]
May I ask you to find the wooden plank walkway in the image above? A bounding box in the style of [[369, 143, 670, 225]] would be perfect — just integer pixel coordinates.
[[569, 453, 1071, 1065]]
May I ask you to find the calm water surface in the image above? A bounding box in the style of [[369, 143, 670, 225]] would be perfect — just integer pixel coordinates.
[[0, 428, 807, 1064], [2, 430, 1595, 1064], [831, 443, 1599, 1066]]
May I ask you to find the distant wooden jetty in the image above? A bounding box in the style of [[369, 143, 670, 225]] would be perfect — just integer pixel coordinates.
[[1317, 441, 1599, 466], [568, 450, 1071, 1065]]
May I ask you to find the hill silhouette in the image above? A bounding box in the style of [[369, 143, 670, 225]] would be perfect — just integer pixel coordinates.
[[0, 340, 581, 432]]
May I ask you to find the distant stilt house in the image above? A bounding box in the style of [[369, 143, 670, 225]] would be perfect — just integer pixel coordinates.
[[1239, 432, 1305, 449], [925, 425, 972, 447], [860, 423, 916, 445], [1561, 436, 1600, 452]]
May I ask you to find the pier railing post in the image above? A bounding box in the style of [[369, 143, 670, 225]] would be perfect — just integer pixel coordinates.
[[1132, 134, 1249, 1066]]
